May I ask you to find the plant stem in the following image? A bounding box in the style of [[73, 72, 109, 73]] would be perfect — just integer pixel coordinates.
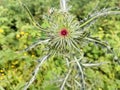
[[74, 57, 85, 90], [22, 39, 50, 52], [60, 0, 68, 12], [82, 62, 109, 67], [18, 0, 44, 30], [80, 10, 120, 28], [60, 69, 72, 90], [23, 55, 49, 90]]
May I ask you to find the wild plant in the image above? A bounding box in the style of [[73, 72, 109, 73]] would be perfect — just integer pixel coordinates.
[[18, 0, 120, 90]]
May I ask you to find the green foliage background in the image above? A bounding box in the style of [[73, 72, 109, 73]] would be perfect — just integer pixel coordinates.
[[0, 0, 120, 90]]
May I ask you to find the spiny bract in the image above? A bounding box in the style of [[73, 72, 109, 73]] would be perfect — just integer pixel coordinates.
[[43, 11, 88, 54]]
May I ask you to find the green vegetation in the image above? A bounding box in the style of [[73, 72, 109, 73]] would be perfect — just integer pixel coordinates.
[[0, 0, 120, 90]]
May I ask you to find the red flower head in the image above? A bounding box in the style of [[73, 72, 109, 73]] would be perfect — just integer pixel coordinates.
[[60, 28, 68, 37]]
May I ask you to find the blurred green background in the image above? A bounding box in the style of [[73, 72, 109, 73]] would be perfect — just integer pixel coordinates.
[[0, 0, 120, 90]]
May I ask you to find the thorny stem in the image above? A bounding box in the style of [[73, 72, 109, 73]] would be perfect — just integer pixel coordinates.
[[18, 0, 44, 30], [85, 37, 119, 63], [60, 0, 68, 12], [74, 79, 81, 87], [80, 10, 120, 28], [22, 39, 50, 52], [23, 55, 49, 90], [60, 69, 72, 90], [85, 37, 112, 51], [74, 57, 85, 90], [82, 62, 109, 67]]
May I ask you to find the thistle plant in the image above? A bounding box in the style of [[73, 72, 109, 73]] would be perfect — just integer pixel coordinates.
[[18, 0, 120, 90]]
